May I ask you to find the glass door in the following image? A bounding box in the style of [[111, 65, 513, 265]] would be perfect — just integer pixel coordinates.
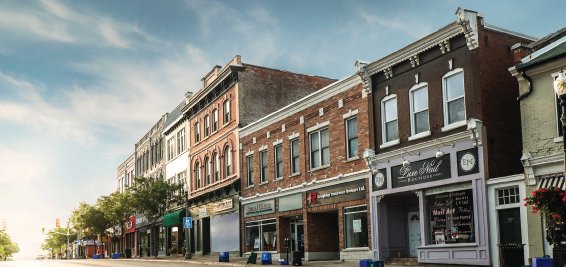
[[290, 220, 304, 259]]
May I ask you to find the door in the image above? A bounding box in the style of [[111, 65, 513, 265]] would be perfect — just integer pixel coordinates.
[[498, 208, 522, 244], [408, 212, 421, 257], [290, 220, 304, 259]]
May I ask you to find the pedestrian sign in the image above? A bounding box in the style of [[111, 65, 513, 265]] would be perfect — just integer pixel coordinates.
[[183, 217, 193, 229]]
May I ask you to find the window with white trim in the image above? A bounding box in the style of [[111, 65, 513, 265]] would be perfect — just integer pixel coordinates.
[[346, 117, 358, 159], [247, 155, 254, 186], [195, 122, 200, 143], [381, 96, 398, 143], [204, 115, 210, 137], [260, 150, 268, 183], [310, 128, 329, 169], [224, 146, 231, 177], [177, 128, 186, 154], [443, 69, 466, 125], [167, 136, 175, 160], [497, 186, 520, 205], [212, 109, 218, 132], [290, 139, 300, 175], [213, 152, 219, 182], [410, 84, 429, 135], [204, 156, 210, 185], [274, 144, 283, 179], [223, 100, 231, 125], [194, 162, 201, 190]]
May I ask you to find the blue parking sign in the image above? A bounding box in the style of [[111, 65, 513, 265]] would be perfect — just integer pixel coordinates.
[[183, 217, 193, 229]]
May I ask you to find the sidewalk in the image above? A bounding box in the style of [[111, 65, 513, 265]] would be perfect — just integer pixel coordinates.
[[115, 254, 365, 267]]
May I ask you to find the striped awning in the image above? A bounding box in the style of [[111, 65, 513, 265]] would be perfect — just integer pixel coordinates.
[[537, 175, 566, 190]]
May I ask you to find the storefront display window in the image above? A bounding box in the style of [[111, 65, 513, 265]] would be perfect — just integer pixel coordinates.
[[159, 227, 165, 252], [245, 219, 277, 252], [344, 206, 368, 248], [170, 227, 179, 254], [426, 185, 474, 245]]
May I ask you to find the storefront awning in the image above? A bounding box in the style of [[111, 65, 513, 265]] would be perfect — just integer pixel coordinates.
[[537, 175, 565, 190], [163, 209, 186, 227]]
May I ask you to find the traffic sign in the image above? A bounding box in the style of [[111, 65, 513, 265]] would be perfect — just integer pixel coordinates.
[[183, 217, 193, 229]]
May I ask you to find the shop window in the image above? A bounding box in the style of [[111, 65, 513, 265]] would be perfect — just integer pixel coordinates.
[[245, 219, 277, 252], [497, 186, 520, 205], [274, 144, 283, 179], [427, 186, 474, 245], [344, 206, 368, 248], [443, 69, 466, 126], [290, 139, 300, 174], [346, 117, 358, 159]]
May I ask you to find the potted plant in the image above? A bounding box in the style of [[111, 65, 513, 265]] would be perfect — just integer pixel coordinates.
[[525, 187, 566, 247]]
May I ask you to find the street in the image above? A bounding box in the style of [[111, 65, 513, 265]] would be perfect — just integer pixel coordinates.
[[0, 259, 226, 267]]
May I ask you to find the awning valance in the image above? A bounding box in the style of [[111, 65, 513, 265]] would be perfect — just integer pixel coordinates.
[[537, 175, 565, 190], [163, 209, 186, 227]]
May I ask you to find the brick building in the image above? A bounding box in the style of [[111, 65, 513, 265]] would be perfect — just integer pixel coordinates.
[[182, 55, 334, 256], [361, 9, 535, 265], [239, 74, 370, 262]]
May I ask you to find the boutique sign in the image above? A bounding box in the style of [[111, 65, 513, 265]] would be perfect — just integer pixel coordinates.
[[391, 154, 451, 188], [243, 199, 275, 218]]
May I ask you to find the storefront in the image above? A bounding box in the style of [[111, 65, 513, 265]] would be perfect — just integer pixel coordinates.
[[369, 138, 490, 265], [135, 214, 163, 257], [163, 209, 186, 256], [241, 175, 371, 262], [124, 215, 136, 257], [190, 196, 240, 256]]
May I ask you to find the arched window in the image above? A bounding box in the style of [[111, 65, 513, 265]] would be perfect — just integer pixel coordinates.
[[204, 115, 210, 137], [223, 100, 231, 124], [224, 146, 231, 177], [212, 109, 218, 132], [213, 152, 219, 182], [204, 156, 210, 185], [195, 161, 201, 190]]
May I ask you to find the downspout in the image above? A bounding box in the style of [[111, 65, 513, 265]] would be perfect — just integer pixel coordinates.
[[517, 71, 533, 101]]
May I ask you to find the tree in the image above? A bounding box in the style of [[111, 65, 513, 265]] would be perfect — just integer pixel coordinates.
[[97, 190, 135, 229], [0, 231, 19, 261], [130, 176, 182, 257], [41, 227, 73, 259], [70, 202, 109, 256]]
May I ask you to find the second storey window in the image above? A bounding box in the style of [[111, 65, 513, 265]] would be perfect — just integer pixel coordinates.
[[195, 122, 200, 142], [195, 162, 201, 190], [205, 156, 210, 185], [204, 115, 210, 137], [443, 69, 466, 125], [274, 144, 283, 179], [224, 100, 231, 124], [177, 128, 186, 154], [224, 146, 231, 177], [382, 95, 398, 143], [168, 136, 175, 160], [346, 117, 358, 159], [410, 84, 430, 135], [213, 152, 219, 182], [212, 109, 218, 132], [310, 128, 329, 169], [290, 139, 300, 175], [247, 155, 254, 186], [260, 150, 268, 183]]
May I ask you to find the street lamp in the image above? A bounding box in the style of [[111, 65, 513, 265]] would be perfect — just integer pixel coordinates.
[[184, 191, 192, 259], [554, 71, 566, 173]]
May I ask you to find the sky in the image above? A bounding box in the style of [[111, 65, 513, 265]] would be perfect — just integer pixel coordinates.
[[0, 0, 563, 260]]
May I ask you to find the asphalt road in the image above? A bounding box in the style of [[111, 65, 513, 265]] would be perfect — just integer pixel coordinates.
[[0, 259, 220, 267]]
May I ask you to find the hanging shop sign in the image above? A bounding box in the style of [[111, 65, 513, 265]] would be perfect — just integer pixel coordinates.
[[124, 215, 136, 234], [391, 154, 451, 188], [457, 148, 479, 176], [135, 214, 150, 228], [306, 179, 366, 207], [243, 199, 275, 218], [213, 199, 233, 213], [372, 169, 387, 191]]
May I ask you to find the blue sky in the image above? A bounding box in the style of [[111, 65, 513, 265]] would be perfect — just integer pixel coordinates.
[[0, 0, 562, 259]]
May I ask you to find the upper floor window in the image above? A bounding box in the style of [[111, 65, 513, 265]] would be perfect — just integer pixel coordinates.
[[167, 136, 175, 160], [443, 69, 466, 126], [213, 152, 219, 182], [195, 122, 200, 143], [410, 84, 430, 136], [310, 128, 329, 169], [260, 150, 268, 183], [177, 128, 186, 154], [274, 144, 283, 179], [204, 115, 210, 137], [195, 162, 201, 190], [224, 146, 231, 177], [212, 109, 218, 132], [290, 139, 300, 175], [381, 95, 398, 144], [204, 156, 211, 185], [247, 155, 254, 186], [224, 100, 231, 124], [346, 117, 358, 159]]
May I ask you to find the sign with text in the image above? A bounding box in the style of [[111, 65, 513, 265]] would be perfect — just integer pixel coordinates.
[[243, 199, 275, 218], [391, 154, 451, 188], [213, 199, 233, 213], [183, 217, 193, 229], [306, 179, 366, 207]]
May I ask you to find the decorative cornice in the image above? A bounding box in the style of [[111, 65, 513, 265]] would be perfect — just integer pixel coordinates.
[[456, 8, 479, 50]]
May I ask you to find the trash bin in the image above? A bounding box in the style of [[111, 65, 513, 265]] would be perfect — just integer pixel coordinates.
[[370, 260, 384, 267], [125, 248, 132, 259], [532, 257, 553, 267], [499, 243, 525, 267], [360, 259, 372, 267], [292, 251, 302, 266], [219, 251, 229, 262], [262, 252, 272, 265]]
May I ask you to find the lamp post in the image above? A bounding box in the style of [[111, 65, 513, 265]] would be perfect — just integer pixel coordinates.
[[554, 71, 566, 173], [184, 191, 192, 259]]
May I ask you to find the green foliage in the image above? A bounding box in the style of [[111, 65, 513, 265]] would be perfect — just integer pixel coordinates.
[[525, 186, 566, 247], [70, 202, 108, 239], [97, 190, 135, 227], [0, 231, 19, 260], [130, 176, 183, 225], [41, 227, 73, 255]]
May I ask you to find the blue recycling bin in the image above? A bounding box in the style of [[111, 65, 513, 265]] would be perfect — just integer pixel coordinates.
[[532, 257, 553, 267], [261, 252, 272, 265], [360, 259, 372, 267], [219, 251, 229, 262]]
